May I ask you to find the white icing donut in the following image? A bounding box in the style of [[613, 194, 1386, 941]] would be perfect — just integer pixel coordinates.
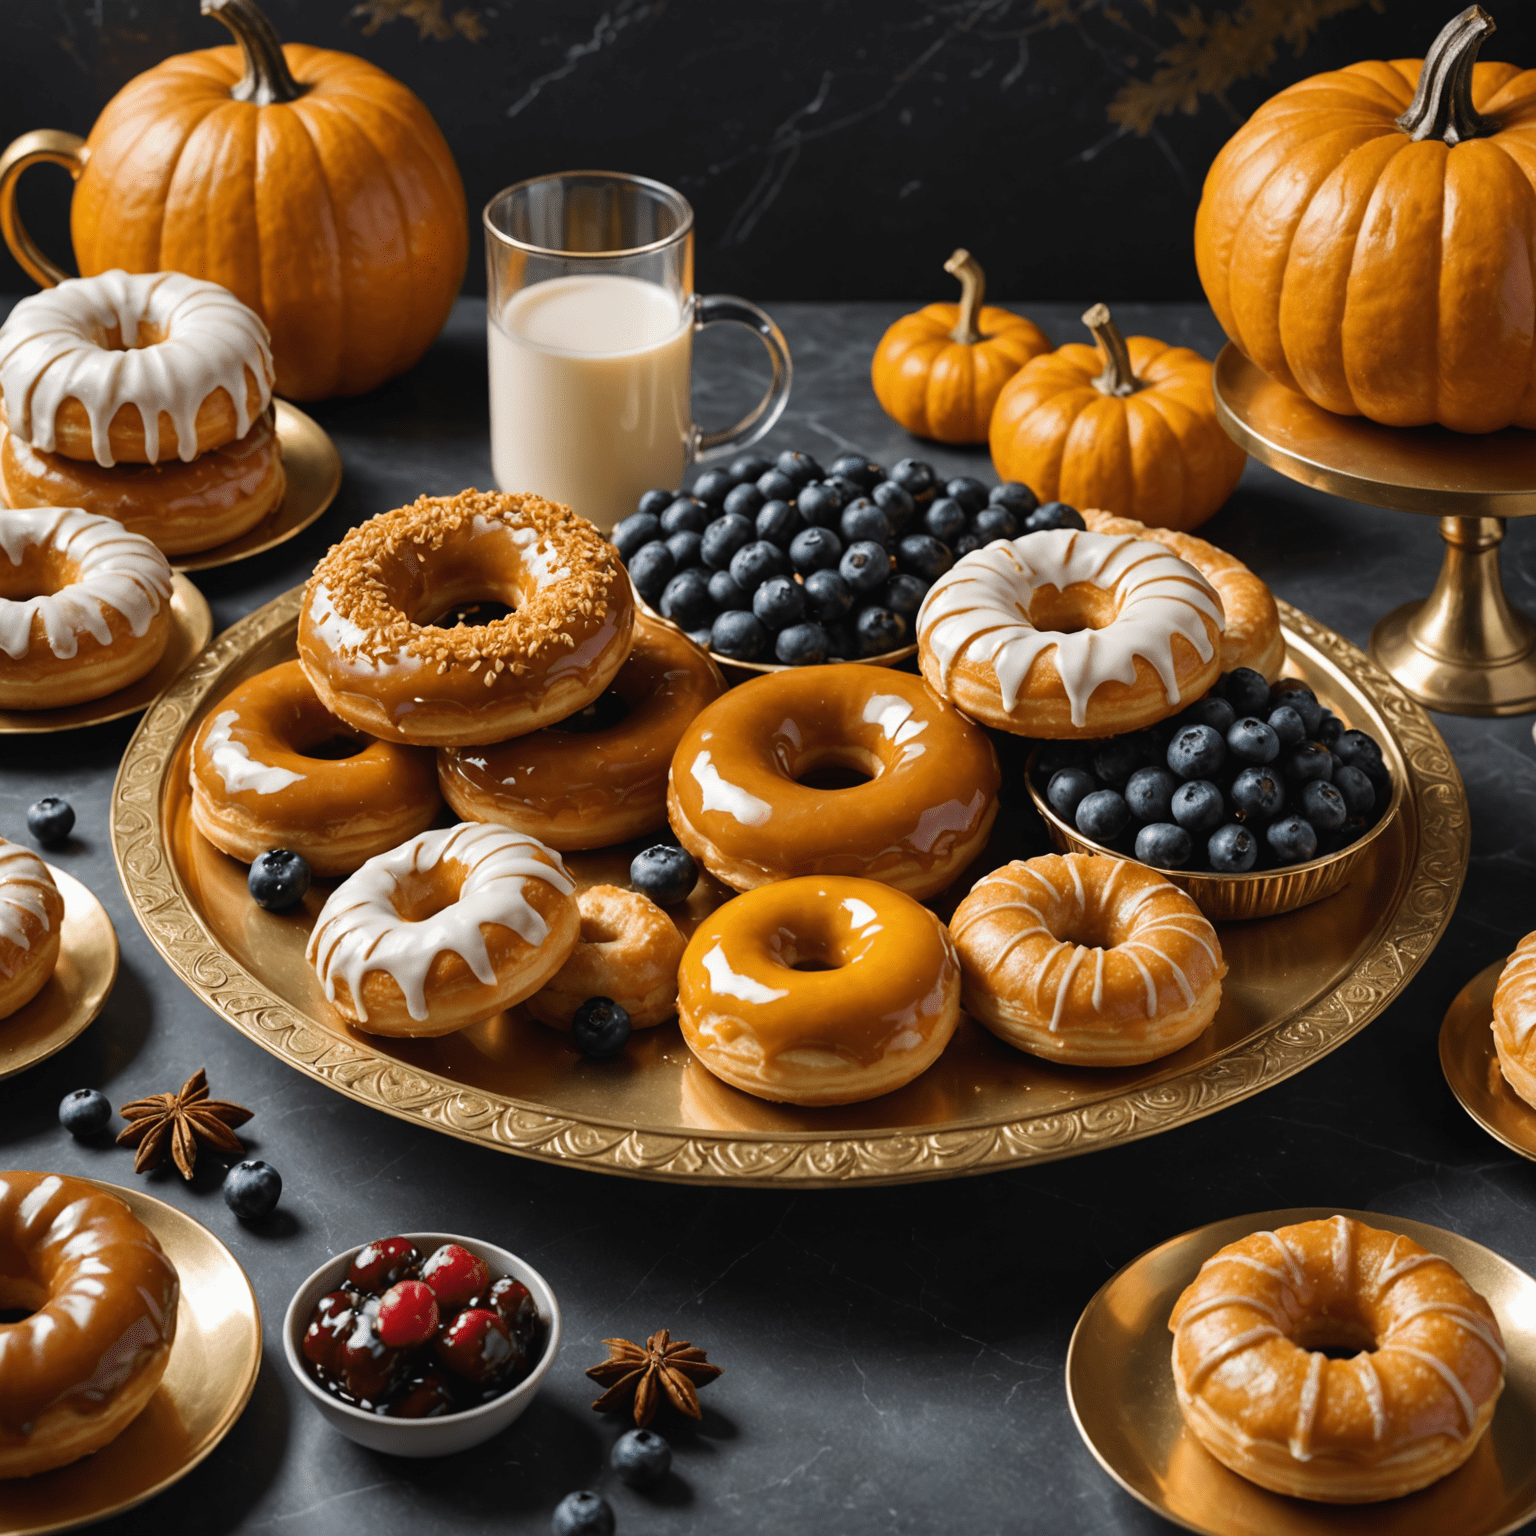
[[0, 271, 273, 466], [0, 840, 62, 1019]]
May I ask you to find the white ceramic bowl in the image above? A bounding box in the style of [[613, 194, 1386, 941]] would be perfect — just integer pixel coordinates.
[[282, 1231, 561, 1457]]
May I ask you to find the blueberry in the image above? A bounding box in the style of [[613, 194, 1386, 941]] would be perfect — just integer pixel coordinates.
[[756, 499, 802, 549], [728, 540, 791, 591], [989, 482, 1039, 516], [686, 628, 714, 651], [665, 530, 703, 570], [1076, 789, 1130, 843], [707, 569, 748, 609], [1171, 779, 1225, 834], [223, 1160, 282, 1220], [775, 449, 823, 486], [1284, 742, 1334, 785], [1334, 764, 1376, 817], [1125, 766, 1179, 823], [1300, 779, 1348, 832], [880, 573, 928, 621], [27, 797, 74, 848], [1219, 667, 1271, 718], [1226, 717, 1280, 765], [1208, 823, 1258, 873], [1022, 501, 1086, 534], [612, 511, 661, 561], [710, 609, 769, 661], [753, 575, 807, 631], [1334, 729, 1387, 781], [840, 540, 893, 594], [627, 540, 676, 605], [630, 844, 698, 906], [1266, 814, 1319, 865], [923, 498, 968, 545], [828, 475, 867, 504], [1166, 724, 1226, 780], [1092, 733, 1157, 789], [1270, 683, 1323, 736], [889, 458, 938, 500], [872, 480, 917, 532], [551, 1490, 616, 1536], [660, 497, 707, 535], [775, 622, 829, 666], [249, 849, 310, 912], [691, 467, 736, 506], [840, 499, 893, 548], [790, 526, 843, 575], [897, 534, 953, 582], [952, 533, 983, 557], [1174, 697, 1234, 736], [796, 482, 844, 528], [572, 997, 631, 1058], [1033, 741, 1092, 781], [830, 453, 883, 489], [803, 568, 853, 623], [729, 452, 774, 483], [637, 488, 675, 519], [1267, 705, 1306, 748], [723, 481, 765, 519], [945, 476, 989, 513], [1316, 710, 1344, 747], [823, 621, 858, 661], [1136, 822, 1193, 869], [612, 1427, 673, 1490], [701, 513, 755, 570], [659, 569, 715, 631], [756, 468, 799, 503], [1047, 767, 1098, 822], [58, 1088, 111, 1138], [856, 606, 906, 656], [971, 506, 1018, 543], [1230, 765, 1285, 821]]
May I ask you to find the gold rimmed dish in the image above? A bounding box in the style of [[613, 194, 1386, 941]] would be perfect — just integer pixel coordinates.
[[1440, 959, 1536, 1162], [1066, 1207, 1536, 1536]]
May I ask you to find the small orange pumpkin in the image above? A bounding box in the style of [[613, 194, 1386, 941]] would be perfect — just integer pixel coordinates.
[[989, 305, 1247, 532], [871, 249, 1051, 444]]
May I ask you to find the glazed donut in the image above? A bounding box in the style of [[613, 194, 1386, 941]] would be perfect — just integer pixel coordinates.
[[439, 617, 723, 849], [525, 885, 685, 1030], [1171, 1215, 1505, 1502], [308, 822, 579, 1037], [0, 508, 173, 708], [1083, 508, 1285, 679], [0, 840, 63, 1019], [917, 528, 1225, 738], [190, 661, 441, 878], [1492, 930, 1536, 1110], [299, 490, 635, 748], [0, 270, 272, 466], [0, 1171, 179, 1478], [677, 875, 961, 1106], [949, 854, 1224, 1066], [2, 407, 285, 558], [667, 665, 999, 900]]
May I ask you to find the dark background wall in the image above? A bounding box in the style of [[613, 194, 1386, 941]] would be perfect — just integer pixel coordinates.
[[5, 0, 1534, 308]]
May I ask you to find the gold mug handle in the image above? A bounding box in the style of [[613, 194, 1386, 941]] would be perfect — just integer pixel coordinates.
[[0, 130, 88, 288]]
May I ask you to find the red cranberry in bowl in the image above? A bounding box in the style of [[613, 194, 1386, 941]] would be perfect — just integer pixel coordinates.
[[302, 1289, 357, 1372], [420, 1243, 489, 1309], [377, 1281, 439, 1349], [347, 1236, 421, 1294], [339, 1300, 409, 1404], [433, 1308, 514, 1384]]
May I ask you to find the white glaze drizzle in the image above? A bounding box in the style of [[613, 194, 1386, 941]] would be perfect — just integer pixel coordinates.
[[1290, 1351, 1325, 1460], [1494, 934, 1536, 1046], [916, 530, 1225, 726], [200, 710, 305, 796], [0, 842, 53, 952], [688, 749, 773, 826], [1176, 1292, 1284, 1329], [307, 823, 573, 1022], [1386, 1345, 1478, 1434], [1390, 1302, 1506, 1364], [0, 508, 172, 660], [1187, 1325, 1283, 1389], [701, 943, 789, 1005], [1356, 1353, 1387, 1442], [1332, 1213, 1353, 1290], [0, 270, 273, 466], [1375, 1238, 1448, 1293]]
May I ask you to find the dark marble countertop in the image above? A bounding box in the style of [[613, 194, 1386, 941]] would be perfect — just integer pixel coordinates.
[[0, 296, 1532, 1536]]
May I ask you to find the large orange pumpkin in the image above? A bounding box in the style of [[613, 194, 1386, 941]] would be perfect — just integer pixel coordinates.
[[0, 0, 466, 401], [989, 305, 1246, 532], [1195, 4, 1536, 434]]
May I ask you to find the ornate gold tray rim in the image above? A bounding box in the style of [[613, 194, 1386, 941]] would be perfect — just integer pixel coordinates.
[[107, 588, 1469, 1187]]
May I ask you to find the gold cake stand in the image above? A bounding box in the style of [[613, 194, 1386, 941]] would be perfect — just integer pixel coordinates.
[[1213, 345, 1536, 717]]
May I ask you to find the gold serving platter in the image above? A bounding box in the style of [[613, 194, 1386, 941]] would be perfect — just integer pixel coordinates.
[[109, 587, 1467, 1186], [1066, 1207, 1536, 1536], [1440, 960, 1536, 1162]]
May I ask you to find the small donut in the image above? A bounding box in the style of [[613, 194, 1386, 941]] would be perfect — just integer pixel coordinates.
[[0, 1171, 179, 1478], [667, 664, 999, 900], [525, 885, 685, 1030], [439, 617, 724, 849], [949, 853, 1224, 1066], [1492, 930, 1536, 1110], [917, 528, 1225, 737], [190, 661, 442, 878], [0, 508, 173, 708], [299, 490, 636, 748], [1083, 508, 1284, 679], [1171, 1215, 1505, 1502], [676, 875, 961, 1106], [307, 822, 579, 1037], [0, 840, 64, 1019]]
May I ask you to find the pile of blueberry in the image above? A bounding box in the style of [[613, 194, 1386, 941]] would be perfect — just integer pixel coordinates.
[[611, 449, 1085, 666], [1032, 669, 1392, 874]]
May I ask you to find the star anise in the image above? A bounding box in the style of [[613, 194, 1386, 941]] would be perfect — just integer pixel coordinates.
[[116, 1069, 253, 1180], [586, 1330, 722, 1426]]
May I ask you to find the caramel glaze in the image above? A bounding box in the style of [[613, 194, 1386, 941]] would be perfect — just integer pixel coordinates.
[[666, 664, 1000, 901], [190, 660, 441, 878], [0, 1173, 178, 1475], [439, 617, 724, 850]]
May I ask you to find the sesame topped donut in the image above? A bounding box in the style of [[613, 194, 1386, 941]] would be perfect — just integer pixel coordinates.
[[298, 490, 636, 748]]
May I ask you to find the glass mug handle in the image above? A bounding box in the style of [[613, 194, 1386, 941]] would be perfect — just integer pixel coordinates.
[[691, 294, 792, 460]]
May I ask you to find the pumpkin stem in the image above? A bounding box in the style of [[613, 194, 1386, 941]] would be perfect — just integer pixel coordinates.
[[1395, 5, 1495, 145], [1082, 304, 1140, 397], [202, 0, 308, 106], [944, 249, 986, 345]]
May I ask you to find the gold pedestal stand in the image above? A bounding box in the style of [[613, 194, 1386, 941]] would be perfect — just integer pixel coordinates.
[[1213, 344, 1536, 716]]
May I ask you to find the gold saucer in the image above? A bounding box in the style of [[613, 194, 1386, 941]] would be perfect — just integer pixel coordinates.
[[0, 867, 117, 1082], [170, 401, 341, 573], [0, 575, 212, 734], [1067, 1207, 1536, 1536], [1440, 960, 1536, 1161], [0, 1178, 260, 1536]]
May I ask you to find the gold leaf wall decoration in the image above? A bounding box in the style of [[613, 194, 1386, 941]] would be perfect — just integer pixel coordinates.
[[350, 0, 488, 42]]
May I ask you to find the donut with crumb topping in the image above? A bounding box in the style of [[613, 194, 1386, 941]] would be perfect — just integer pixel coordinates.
[[298, 490, 636, 747]]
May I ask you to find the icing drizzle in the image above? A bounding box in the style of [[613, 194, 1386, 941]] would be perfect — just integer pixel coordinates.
[[0, 841, 55, 957], [200, 709, 305, 797]]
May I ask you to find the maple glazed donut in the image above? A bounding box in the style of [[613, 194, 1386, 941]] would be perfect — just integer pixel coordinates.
[[949, 853, 1224, 1066], [0, 840, 64, 1020], [439, 616, 724, 849], [1491, 930, 1536, 1110], [190, 661, 441, 878], [0, 508, 173, 708], [307, 821, 579, 1037], [677, 875, 961, 1106], [667, 664, 999, 900], [299, 490, 636, 748], [917, 528, 1225, 737], [0, 1171, 179, 1478], [1170, 1215, 1505, 1502]]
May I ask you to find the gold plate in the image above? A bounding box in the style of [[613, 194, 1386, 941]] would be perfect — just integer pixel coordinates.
[[0, 1179, 261, 1536], [169, 401, 341, 573], [0, 576, 212, 735], [1066, 1207, 1536, 1536], [1440, 960, 1536, 1162], [0, 867, 117, 1082], [108, 587, 1468, 1187]]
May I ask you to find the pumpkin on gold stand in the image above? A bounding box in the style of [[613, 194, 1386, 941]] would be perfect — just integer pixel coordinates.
[[0, 0, 467, 402], [870, 249, 1051, 444], [988, 304, 1246, 533]]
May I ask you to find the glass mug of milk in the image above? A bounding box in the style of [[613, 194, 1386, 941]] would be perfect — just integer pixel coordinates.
[[484, 171, 791, 530]]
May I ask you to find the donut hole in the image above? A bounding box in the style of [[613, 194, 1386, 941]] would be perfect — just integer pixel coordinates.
[[0, 1275, 47, 1319], [433, 598, 518, 628], [550, 689, 630, 734], [785, 745, 881, 791], [1048, 907, 1123, 951], [1292, 1313, 1378, 1358], [1027, 581, 1118, 635], [579, 911, 623, 946], [389, 865, 464, 924], [299, 734, 369, 762], [96, 320, 167, 352], [0, 547, 71, 603]]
